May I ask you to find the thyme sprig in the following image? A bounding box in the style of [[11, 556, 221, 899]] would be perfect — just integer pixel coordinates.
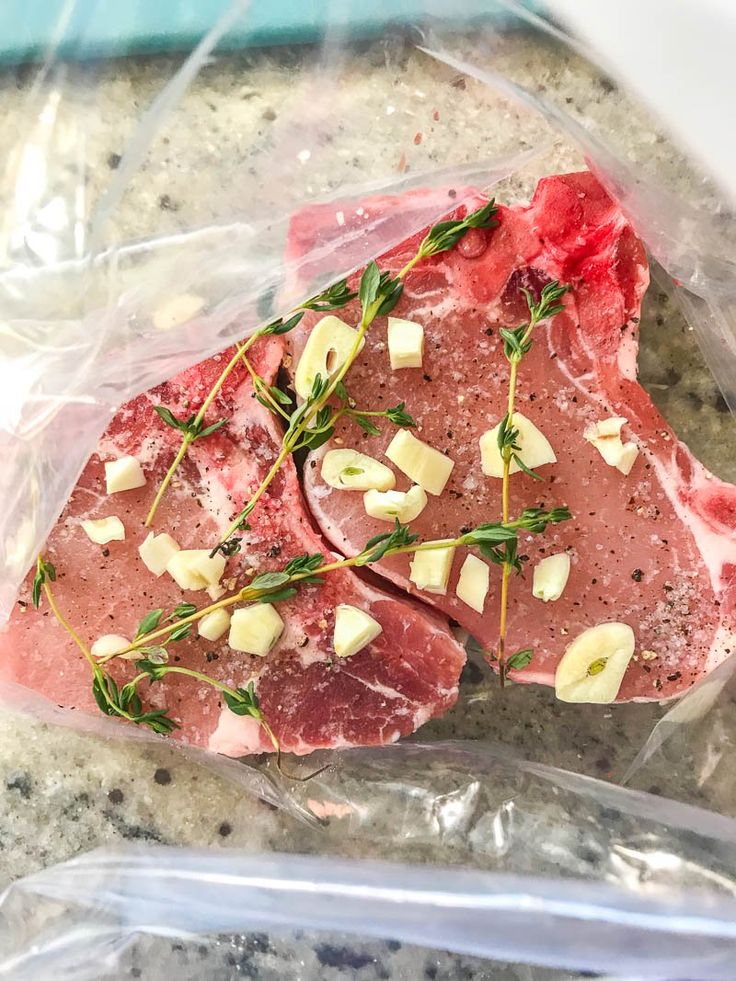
[[415, 199, 499, 259], [32, 556, 281, 742], [251, 365, 415, 439], [145, 279, 356, 527], [32, 556, 179, 734], [493, 281, 571, 684], [31, 500, 562, 743], [213, 200, 497, 556], [333, 381, 416, 435], [100, 510, 565, 666]]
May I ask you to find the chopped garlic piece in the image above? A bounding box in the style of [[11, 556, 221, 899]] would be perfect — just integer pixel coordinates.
[[409, 541, 455, 595], [584, 416, 639, 475], [153, 292, 205, 331], [207, 583, 226, 602], [81, 516, 125, 545], [294, 316, 364, 399], [91, 634, 132, 659], [139, 532, 181, 577], [479, 412, 556, 479], [228, 604, 284, 656], [532, 553, 571, 602], [166, 549, 226, 591], [363, 485, 427, 523], [321, 449, 395, 491], [385, 429, 454, 496], [387, 317, 424, 369], [455, 554, 490, 613], [105, 456, 146, 494], [198, 608, 231, 642], [555, 622, 635, 703], [333, 604, 382, 657]]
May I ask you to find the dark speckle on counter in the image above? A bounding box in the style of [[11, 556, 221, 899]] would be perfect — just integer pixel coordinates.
[[5, 771, 32, 799]]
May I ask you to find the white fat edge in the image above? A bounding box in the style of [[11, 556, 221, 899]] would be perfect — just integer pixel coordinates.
[[208, 711, 265, 756], [339, 670, 409, 703], [550, 319, 732, 592], [96, 430, 164, 472], [705, 622, 736, 674], [644, 444, 736, 595], [617, 326, 639, 381], [308, 480, 333, 502], [410, 703, 436, 730], [195, 465, 248, 536], [404, 290, 456, 324], [304, 443, 332, 500], [290, 726, 403, 756]]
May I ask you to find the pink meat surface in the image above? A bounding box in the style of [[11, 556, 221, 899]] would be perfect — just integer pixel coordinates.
[[288, 172, 736, 701], [0, 339, 464, 755]]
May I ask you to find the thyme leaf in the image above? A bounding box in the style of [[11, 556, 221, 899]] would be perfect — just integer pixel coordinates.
[[168, 622, 192, 642], [418, 200, 498, 258], [301, 279, 357, 312], [260, 311, 305, 336], [168, 603, 197, 621], [250, 571, 290, 591], [359, 261, 381, 309], [135, 608, 163, 639], [31, 557, 55, 609], [352, 414, 381, 437], [512, 453, 545, 482], [154, 405, 228, 442], [507, 649, 534, 671], [385, 402, 416, 428], [356, 519, 419, 565], [223, 682, 263, 719]]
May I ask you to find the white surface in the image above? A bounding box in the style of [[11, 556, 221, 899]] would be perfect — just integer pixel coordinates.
[[547, 0, 736, 202]]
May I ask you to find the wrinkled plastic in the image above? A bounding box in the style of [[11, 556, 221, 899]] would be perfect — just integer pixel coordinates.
[[5, 739, 736, 979], [2, 2, 736, 978]]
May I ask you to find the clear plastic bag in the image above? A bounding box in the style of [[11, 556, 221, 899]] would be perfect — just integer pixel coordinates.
[[2, 2, 736, 977], [5, 739, 736, 979]]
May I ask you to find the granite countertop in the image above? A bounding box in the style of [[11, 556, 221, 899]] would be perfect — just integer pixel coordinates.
[[1, 26, 735, 980]]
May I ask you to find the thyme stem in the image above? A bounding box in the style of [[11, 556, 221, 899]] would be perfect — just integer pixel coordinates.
[[108, 527, 533, 663], [212, 200, 499, 553], [214, 293, 384, 549], [38, 560, 162, 724], [41, 573, 95, 671], [145, 333, 260, 527], [146, 280, 357, 527], [242, 352, 291, 421], [494, 281, 570, 684]]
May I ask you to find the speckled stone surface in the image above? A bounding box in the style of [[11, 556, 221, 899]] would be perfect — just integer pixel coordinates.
[[1, 27, 735, 980]]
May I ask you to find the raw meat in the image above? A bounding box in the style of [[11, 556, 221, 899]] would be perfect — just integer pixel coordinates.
[[287, 172, 736, 701], [0, 338, 464, 755]]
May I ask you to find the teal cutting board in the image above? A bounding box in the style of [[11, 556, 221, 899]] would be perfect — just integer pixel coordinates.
[[0, 1, 534, 64]]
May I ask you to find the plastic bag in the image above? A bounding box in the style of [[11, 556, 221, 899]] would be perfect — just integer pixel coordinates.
[[2, 2, 736, 978], [5, 739, 736, 979]]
